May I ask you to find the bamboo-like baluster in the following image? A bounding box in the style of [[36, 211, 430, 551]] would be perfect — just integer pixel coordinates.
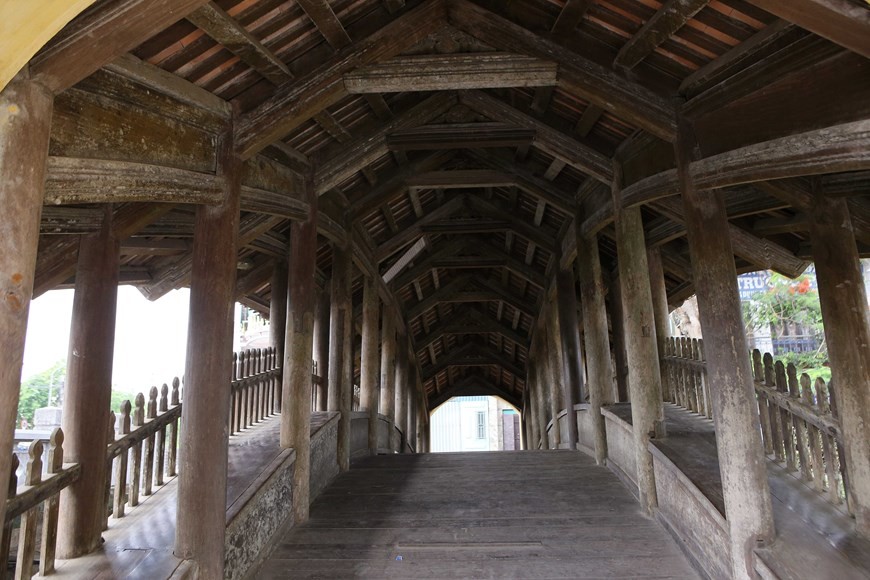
[[156, 384, 168, 486], [815, 378, 842, 504], [787, 364, 811, 481], [113, 401, 131, 518], [682, 337, 691, 410], [674, 338, 684, 407], [15, 441, 43, 580], [0, 454, 19, 580], [698, 340, 711, 418], [660, 338, 670, 402], [270, 347, 278, 413], [242, 350, 251, 429], [252, 348, 260, 423], [104, 411, 115, 530], [258, 348, 266, 422], [143, 387, 157, 495], [168, 378, 180, 476], [38, 429, 63, 576], [801, 373, 825, 492], [753, 350, 774, 455], [764, 353, 784, 462], [691, 339, 702, 414], [128, 396, 144, 508], [775, 361, 796, 471], [230, 352, 239, 434]]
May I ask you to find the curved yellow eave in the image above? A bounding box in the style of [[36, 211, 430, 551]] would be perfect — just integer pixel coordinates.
[[0, 0, 99, 92]]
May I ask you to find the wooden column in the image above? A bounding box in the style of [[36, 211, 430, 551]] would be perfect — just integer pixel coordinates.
[[393, 337, 408, 451], [809, 195, 870, 536], [327, 243, 352, 471], [613, 172, 665, 514], [278, 176, 318, 523], [270, 258, 288, 356], [607, 272, 630, 402], [175, 136, 241, 577], [647, 247, 671, 401], [544, 315, 564, 448], [577, 234, 615, 465], [526, 362, 540, 449], [0, 77, 52, 531], [360, 276, 380, 454], [533, 346, 550, 450], [313, 287, 330, 411], [57, 211, 119, 558], [379, 310, 396, 438], [675, 121, 773, 578], [556, 265, 583, 449]]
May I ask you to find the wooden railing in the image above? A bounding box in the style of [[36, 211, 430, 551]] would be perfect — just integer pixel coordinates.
[[230, 347, 281, 436], [2, 429, 80, 579], [661, 337, 711, 419], [660, 337, 849, 513], [105, 379, 181, 525]]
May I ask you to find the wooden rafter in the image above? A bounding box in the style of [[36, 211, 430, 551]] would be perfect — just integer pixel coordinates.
[[295, 0, 352, 50], [614, 0, 710, 71]]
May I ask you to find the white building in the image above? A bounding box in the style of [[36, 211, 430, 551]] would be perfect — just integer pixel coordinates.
[[430, 396, 521, 452]]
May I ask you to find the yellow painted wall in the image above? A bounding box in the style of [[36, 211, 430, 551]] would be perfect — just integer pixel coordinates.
[[0, 0, 98, 92]]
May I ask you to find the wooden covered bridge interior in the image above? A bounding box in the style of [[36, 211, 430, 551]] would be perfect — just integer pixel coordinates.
[[2, 0, 870, 578]]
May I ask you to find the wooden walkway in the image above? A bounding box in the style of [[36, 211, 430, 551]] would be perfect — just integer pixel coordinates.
[[259, 451, 699, 579]]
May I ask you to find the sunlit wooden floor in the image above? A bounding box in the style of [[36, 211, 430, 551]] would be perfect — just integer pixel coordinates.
[[259, 451, 700, 579]]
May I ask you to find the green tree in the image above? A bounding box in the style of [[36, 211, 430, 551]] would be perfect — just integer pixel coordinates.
[[17, 360, 66, 427]]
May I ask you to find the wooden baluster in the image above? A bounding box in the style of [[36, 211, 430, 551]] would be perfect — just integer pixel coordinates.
[[168, 378, 180, 477], [113, 401, 131, 518], [261, 348, 269, 420], [764, 353, 784, 462], [787, 364, 811, 482], [271, 347, 278, 414], [156, 384, 168, 486], [775, 361, 796, 471], [39, 429, 64, 575], [801, 373, 825, 492], [681, 337, 692, 410], [252, 348, 261, 424], [0, 455, 19, 580], [815, 378, 843, 504], [753, 350, 773, 455], [826, 379, 850, 513], [241, 350, 250, 429], [129, 395, 144, 508], [248, 349, 256, 426], [144, 387, 157, 495], [690, 338, 702, 414], [229, 352, 236, 435], [698, 339, 711, 418], [674, 338, 684, 407], [660, 338, 670, 403], [15, 441, 43, 580], [104, 411, 115, 530]]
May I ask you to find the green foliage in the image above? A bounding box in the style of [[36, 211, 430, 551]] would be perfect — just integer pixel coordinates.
[[742, 272, 827, 370]]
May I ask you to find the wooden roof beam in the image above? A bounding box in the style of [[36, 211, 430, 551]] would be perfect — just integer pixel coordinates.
[[422, 342, 524, 382], [343, 53, 557, 93], [746, 0, 870, 60], [234, 0, 447, 159], [187, 2, 292, 85], [551, 0, 592, 39], [430, 373, 521, 409], [614, 0, 710, 71], [30, 0, 211, 94], [376, 195, 465, 262], [387, 123, 535, 150], [296, 0, 352, 50], [416, 307, 529, 352], [447, 0, 676, 141], [459, 90, 612, 183], [382, 0, 405, 14]]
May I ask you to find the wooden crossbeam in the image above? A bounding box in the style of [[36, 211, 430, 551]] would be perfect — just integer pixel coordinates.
[[376, 196, 465, 261], [406, 274, 472, 320], [421, 219, 510, 235], [574, 104, 603, 137], [745, 0, 870, 60], [296, 0, 352, 50], [422, 342, 524, 382], [387, 123, 535, 150], [30, 0, 211, 93], [343, 53, 558, 93], [430, 373, 521, 409], [234, 0, 447, 158], [389, 239, 468, 291], [120, 238, 188, 256], [551, 0, 592, 38], [448, 0, 676, 141], [468, 195, 559, 253], [614, 0, 710, 70], [416, 307, 528, 352], [187, 2, 291, 85], [460, 90, 613, 183]]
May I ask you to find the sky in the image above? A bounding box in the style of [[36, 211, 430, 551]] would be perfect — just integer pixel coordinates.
[[22, 287, 195, 396]]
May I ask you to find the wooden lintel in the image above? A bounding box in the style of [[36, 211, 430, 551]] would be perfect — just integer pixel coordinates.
[[344, 53, 557, 93], [120, 238, 189, 256]]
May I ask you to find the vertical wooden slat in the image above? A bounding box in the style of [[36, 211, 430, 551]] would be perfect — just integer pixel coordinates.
[[168, 379, 180, 477], [753, 350, 773, 455], [775, 361, 796, 471], [127, 398, 142, 509], [156, 384, 168, 486], [144, 387, 157, 495], [815, 378, 842, 504], [103, 411, 115, 531], [0, 455, 19, 580], [39, 428, 64, 575], [788, 364, 811, 481], [764, 353, 784, 462], [801, 373, 825, 492]]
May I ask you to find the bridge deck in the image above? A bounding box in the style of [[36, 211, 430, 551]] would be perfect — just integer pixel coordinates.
[[260, 451, 699, 579]]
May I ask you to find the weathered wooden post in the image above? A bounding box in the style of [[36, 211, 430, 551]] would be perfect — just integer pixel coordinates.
[[379, 310, 397, 445], [612, 161, 665, 515], [556, 265, 584, 449], [526, 360, 540, 449], [279, 173, 318, 522], [57, 209, 120, 558], [360, 276, 381, 454], [270, 257, 288, 366], [174, 135, 241, 577], [327, 242, 353, 471], [808, 194, 870, 536], [675, 118, 774, 579], [544, 314, 564, 449], [577, 233, 615, 465], [606, 272, 630, 402], [394, 336, 408, 451], [313, 286, 330, 411], [532, 342, 551, 450], [0, 76, 52, 529], [647, 247, 671, 401]]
